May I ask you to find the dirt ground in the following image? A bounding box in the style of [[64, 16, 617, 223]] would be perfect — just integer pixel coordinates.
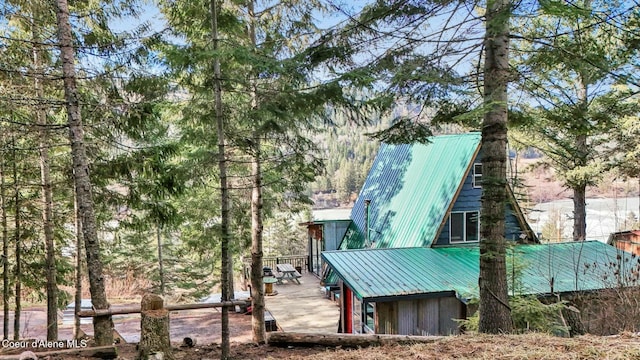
[[3, 331, 640, 359], [1, 306, 639, 359], [0, 306, 254, 344], [0, 307, 256, 359]]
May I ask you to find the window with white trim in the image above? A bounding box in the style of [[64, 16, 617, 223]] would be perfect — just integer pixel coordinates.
[[473, 163, 482, 188], [450, 211, 479, 243]]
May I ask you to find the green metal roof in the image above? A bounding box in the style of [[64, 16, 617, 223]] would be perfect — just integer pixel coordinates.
[[323, 241, 640, 302], [339, 132, 481, 250]]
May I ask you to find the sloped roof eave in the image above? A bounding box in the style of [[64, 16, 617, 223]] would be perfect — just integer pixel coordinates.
[[323, 242, 639, 301]]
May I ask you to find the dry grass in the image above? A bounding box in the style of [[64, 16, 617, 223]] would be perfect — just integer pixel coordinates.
[[16, 331, 640, 359], [262, 333, 640, 360]]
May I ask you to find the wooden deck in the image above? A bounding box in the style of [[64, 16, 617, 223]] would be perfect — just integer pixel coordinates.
[[264, 272, 339, 333]]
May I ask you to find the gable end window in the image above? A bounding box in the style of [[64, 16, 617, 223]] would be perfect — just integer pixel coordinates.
[[473, 163, 482, 188], [450, 211, 479, 243]]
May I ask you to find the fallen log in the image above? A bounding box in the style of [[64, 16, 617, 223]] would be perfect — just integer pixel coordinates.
[[0, 345, 117, 360], [267, 332, 444, 348], [78, 300, 250, 317]]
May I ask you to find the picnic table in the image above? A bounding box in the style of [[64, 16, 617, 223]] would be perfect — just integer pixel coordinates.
[[275, 263, 301, 284]]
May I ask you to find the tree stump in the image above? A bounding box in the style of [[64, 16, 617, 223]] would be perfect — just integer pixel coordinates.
[[138, 294, 174, 360], [562, 305, 585, 337]]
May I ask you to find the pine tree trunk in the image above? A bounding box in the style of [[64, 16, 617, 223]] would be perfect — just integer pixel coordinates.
[[1, 134, 8, 340], [572, 73, 588, 241], [209, 1, 231, 357], [54, 0, 113, 345], [32, 22, 58, 341], [248, 0, 266, 344], [250, 138, 266, 344], [572, 182, 587, 241], [41, 127, 58, 342], [228, 252, 235, 300], [12, 140, 21, 341], [156, 225, 165, 295], [74, 191, 83, 339], [478, 0, 513, 334], [0, 134, 10, 340]]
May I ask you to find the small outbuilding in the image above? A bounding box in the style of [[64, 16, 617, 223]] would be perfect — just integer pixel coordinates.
[[300, 208, 351, 276], [608, 229, 640, 256]]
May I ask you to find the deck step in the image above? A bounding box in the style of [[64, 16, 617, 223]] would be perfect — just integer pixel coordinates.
[[265, 310, 277, 332]]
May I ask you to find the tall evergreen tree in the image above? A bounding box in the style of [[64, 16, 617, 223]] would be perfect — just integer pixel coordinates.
[[32, 19, 58, 342], [478, 0, 514, 334], [511, 0, 638, 240], [11, 138, 21, 342], [160, 0, 367, 348], [1, 5, 72, 338], [54, 0, 113, 345], [322, 0, 516, 334], [209, 0, 233, 355]]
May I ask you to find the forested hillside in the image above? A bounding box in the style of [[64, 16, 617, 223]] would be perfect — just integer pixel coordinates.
[[308, 122, 380, 208]]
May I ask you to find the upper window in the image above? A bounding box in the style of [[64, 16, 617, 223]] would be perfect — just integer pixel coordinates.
[[473, 163, 482, 188], [450, 211, 479, 243]]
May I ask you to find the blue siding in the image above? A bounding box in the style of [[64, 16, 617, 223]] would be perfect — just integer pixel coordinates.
[[505, 202, 525, 241], [435, 154, 481, 246], [434, 153, 529, 245], [451, 159, 482, 213], [324, 221, 350, 252]]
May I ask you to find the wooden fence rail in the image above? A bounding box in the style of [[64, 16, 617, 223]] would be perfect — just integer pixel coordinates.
[[77, 300, 250, 318]]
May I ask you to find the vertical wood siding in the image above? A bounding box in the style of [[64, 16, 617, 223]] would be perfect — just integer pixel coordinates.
[[376, 301, 397, 334], [397, 300, 416, 335], [375, 297, 463, 336], [417, 298, 440, 335], [438, 297, 464, 335]]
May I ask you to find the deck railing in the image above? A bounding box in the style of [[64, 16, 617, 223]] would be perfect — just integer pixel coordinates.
[[241, 255, 309, 291], [265, 255, 308, 272], [244, 255, 308, 272]]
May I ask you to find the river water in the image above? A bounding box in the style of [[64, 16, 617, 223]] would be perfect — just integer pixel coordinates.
[[527, 196, 640, 242]]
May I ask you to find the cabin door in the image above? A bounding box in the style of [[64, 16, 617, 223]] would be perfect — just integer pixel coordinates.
[[308, 224, 323, 275]]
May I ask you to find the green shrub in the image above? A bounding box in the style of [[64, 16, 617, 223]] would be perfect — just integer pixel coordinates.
[[457, 296, 570, 335]]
